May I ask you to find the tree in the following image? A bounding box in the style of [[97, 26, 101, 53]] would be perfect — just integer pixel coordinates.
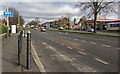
[[76, 0, 117, 33], [8, 7, 24, 26]]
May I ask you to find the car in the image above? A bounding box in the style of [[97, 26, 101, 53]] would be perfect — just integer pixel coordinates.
[[41, 28, 46, 32], [58, 27, 64, 30], [86, 28, 94, 32]]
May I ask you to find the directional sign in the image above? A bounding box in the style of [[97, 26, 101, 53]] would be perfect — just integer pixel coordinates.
[[3, 11, 13, 17]]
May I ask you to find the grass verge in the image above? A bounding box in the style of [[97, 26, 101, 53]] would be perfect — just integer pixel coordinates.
[[48, 29, 119, 37]]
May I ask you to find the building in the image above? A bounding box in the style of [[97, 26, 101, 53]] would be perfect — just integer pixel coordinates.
[[80, 18, 120, 30]]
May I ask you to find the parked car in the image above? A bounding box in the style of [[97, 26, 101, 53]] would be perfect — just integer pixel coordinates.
[[86, 28, 94, 32], [58, 27, 64, 30], [40, 27, 46, 32]]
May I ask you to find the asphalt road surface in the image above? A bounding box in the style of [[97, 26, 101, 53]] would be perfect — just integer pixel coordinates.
[[31, 29, 119, 72]]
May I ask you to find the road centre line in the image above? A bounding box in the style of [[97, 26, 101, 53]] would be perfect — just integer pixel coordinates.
[[89, 42, 96, 44], [102, 44, 111, 47], [95, 58, 109, 65], [78, 51, 87, 55]]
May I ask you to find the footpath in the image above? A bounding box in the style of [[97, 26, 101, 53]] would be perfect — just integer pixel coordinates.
[[2, 33, 39, 73]]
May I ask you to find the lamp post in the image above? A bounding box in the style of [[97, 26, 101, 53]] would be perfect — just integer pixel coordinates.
[[6, 2, 10, 37]]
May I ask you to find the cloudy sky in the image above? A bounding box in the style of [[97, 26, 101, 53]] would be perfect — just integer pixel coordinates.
[[0, 0, 119, 24]]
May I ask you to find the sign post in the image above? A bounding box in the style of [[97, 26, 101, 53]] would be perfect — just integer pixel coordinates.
[[3, 11, 13, 37]]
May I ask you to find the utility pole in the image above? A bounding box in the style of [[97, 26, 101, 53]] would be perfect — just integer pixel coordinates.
[[6, 2, 10, 37]]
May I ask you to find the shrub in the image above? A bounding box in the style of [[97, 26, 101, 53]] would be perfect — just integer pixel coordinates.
[[0, 25, 8, 34]]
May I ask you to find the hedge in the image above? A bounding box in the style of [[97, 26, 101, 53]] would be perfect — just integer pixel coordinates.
[[0, 25, 8, 34]]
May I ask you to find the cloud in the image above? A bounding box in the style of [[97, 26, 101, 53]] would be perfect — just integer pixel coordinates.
[[0, 2, 119, 24]]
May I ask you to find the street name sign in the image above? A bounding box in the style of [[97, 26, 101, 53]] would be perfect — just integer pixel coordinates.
[[3, 11, 13, 17]]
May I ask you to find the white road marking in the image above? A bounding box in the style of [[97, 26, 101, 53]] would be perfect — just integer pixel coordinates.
[[64, 37, 67, 38], [74, 39, 78, 40], [31, 42, 46, 72], [46, 45, 73, 61], [67, 46, 73, 49], [68, 38, 72, 39], [60, 43, 64, 46], [102, 44, 111, 47], [71, 58, 76, 61], [42, 42, 47, 45], [78, 51, 87, 55], [80, 48, 84, 51], [56, 41, 59, 43], [95, 58, 109, 65], [89, 42, 96, 44], [81, 40, 87, 42], [59, 32, 62, 34], [117, 48, 120, 49], [47, 46, 56, 51]]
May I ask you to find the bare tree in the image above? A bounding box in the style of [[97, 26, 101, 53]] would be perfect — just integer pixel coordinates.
[[76, 0, 117, 33], [8, 7, 24, 26]]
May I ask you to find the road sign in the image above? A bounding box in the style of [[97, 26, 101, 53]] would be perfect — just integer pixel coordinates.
[[3, 11, 13, 17]]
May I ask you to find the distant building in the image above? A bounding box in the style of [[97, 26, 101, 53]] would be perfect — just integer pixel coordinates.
[[80, 18, 120, 31]]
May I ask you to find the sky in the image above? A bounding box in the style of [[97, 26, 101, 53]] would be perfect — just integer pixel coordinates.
[[0, 0, 119, 24]]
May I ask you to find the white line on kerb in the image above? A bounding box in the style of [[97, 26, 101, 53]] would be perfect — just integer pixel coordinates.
[[81, 40, 87, 42], [67, 46, 73, 49], [31, 42, 46, 72], [89, 42, 96, 44], [78, 51, 86, 55], [42, 42, 47, 45], [102, 44, 111, 47], [95, 58, 109, 65]]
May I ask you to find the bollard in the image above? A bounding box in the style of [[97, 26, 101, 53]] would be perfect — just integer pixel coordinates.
[[18, 34, 21, 66], [26, 31, 31, 70], [18, 31, 23, 66]]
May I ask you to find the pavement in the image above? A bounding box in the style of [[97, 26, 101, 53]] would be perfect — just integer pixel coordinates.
[[2, 33, 39, 72], [30, 30, 119, 72]]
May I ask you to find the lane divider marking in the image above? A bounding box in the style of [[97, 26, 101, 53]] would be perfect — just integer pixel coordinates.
[[89, 42, 96, 44], [102, 44, 111, 47], [78, 51, 87, 55], [42, 42, 47, 45], [95, 58, 109, 65], [67, 46, 73, 49], [81, 40, 87, 42]]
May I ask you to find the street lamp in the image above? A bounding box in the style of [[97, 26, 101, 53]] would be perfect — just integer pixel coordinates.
[[6, 2, 10, 37]]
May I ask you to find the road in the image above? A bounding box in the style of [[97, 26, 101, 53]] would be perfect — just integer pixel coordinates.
[[31, 29, 118, 72]]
